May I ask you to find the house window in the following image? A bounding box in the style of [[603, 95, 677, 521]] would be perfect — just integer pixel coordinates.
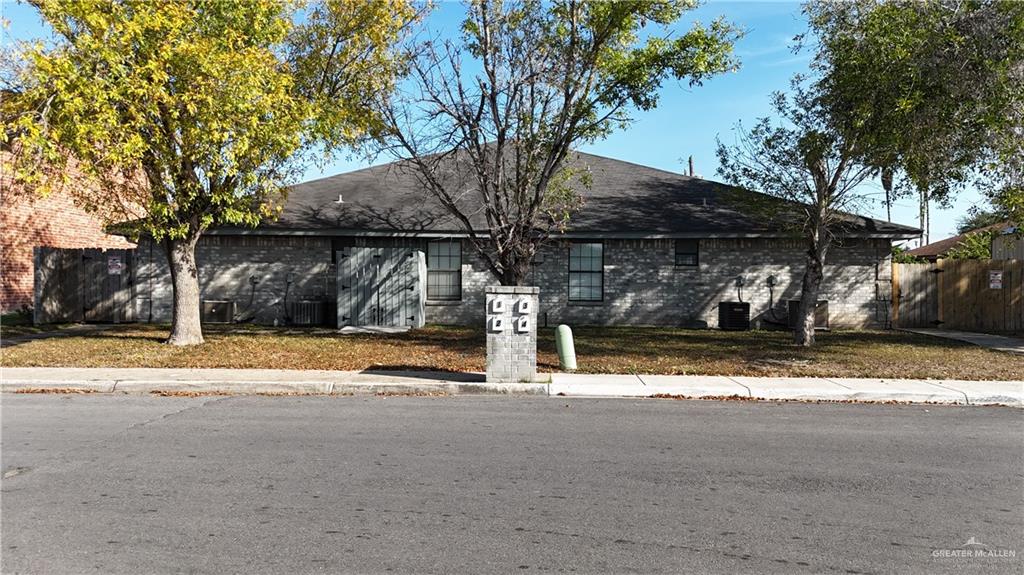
[[568, 242, 603, 302], [675, 239, 699, 267], [427, 240, 462, 301]]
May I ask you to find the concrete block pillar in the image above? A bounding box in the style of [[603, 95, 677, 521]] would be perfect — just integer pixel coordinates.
[[485, 286, 539, 383]]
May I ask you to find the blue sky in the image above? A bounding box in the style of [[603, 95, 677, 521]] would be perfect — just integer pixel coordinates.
[[3, 0, 989, 244]]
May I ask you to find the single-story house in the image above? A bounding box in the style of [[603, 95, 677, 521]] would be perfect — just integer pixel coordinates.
[[906, 221, 1015, 262], [131, 152, 918, 329]]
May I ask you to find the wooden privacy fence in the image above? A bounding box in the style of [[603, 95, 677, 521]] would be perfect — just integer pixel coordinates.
[[893, 259, 1023, 332], [33, 246, 135, 324]]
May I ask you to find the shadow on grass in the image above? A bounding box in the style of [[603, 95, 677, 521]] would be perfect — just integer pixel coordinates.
[[0, 324, 128, 348], [19, 322, 979, 355], [32, 322, 484, 343], [7, 322, 983, 370], [359, 367, 485, 382], [4, 321, 1017, 379]]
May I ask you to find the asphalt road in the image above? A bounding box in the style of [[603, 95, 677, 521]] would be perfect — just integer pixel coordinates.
[[2, 394, 1021, 574]]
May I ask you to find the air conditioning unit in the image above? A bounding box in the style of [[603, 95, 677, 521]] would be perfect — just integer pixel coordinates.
[[289, 300, 326, 326], [201, 300, 234, 324], [788, 300, 829, 330], [718, 302, 751, 331]]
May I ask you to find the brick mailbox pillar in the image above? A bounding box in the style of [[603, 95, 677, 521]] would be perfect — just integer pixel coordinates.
[[485, 286, 539, 383]]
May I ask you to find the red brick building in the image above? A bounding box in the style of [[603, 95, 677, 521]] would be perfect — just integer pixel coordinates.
[[1, 155, 135, 312]]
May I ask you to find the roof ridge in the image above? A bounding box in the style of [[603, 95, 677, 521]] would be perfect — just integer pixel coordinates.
[[572, 150, 705, 180], [278, 148, 919, 237], [291, 159, 397, 187]]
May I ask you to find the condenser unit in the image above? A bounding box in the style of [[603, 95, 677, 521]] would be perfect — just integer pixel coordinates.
[[718, 302, 751, 331], [201, 300, 234, 324], [289, 300, 326, 326], [788, 300, 830, 330]]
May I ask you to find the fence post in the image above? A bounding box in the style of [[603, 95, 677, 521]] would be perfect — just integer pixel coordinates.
[[891, 261, 900, 326], [32, 247, 41, 325]]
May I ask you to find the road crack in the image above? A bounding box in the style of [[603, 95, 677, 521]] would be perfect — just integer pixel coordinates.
[[123, 395, 234, 432]]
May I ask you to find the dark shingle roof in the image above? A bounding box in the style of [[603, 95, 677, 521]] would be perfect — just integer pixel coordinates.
[[239, 151, 919, 238], [907, 221, 1013, 259]]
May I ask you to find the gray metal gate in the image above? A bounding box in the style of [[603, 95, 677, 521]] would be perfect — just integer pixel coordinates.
[[336, 247, 425, 328]]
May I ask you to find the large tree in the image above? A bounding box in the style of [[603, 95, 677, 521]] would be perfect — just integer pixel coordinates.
[[956, 209, 1010, 235], [378, 0, 741, 285], [804, 0, 1024, 240], [719, 0, 1022, 346], [4, 0, 412, 345], [716, 88, 876, 347]]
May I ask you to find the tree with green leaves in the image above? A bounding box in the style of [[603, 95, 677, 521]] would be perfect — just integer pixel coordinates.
[[718, 0, 1022, 346], [945, 230, 997, 260], [4, 0, 412, 345], [716, 87, 877, 346], [804, 0, 1024, 241], [378, 0, 741, 285], [956, 209, 1009, 235], [891, 245, 925, 264]]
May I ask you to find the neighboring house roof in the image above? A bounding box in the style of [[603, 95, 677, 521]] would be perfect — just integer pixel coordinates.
[[216, 151, 919, 239], [906, 221, 1014, 260]]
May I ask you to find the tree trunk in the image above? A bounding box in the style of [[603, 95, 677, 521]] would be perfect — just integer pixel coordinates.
[[924, 196, 930, 245], [918, 188, 930, 245], [794, 243, 826, 347], [164, 234, 204, 346], [499, 250, 532, 286], [881, 167, 893, 222]]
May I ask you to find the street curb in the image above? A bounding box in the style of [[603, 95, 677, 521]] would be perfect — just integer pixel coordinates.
[[0, 379, 550, 397], [2, 378, 1019, 406], [549, 374, 1022, 407]]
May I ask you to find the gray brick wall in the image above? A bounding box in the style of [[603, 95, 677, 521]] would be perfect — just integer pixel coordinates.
[[136, 235, 891, 329], [135, 236, 334, 324], [485, 286, 539, 383], [427, 237, 891, 329]]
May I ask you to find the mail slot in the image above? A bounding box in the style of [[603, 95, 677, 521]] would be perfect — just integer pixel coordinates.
[[488, 316, 506, 333], [516, 299, 532, 314], [515, 316, 530, 333]]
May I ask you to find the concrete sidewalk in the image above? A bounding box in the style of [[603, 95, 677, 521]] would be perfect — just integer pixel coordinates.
[[548, 373, 1024, 406], [901, 328, 1024, 355], [0, 367, 544, 396], [1, 367, 1021, 406]]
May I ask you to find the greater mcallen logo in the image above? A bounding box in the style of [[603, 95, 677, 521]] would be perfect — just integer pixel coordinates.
[[932, 537, 1017, 559]]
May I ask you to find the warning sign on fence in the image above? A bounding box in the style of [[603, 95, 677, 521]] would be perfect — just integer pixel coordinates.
[[107, 255, 123, 275], [989, 270, 1003, 289]]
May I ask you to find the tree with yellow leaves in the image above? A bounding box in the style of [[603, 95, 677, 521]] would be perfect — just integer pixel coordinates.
[[4, 0, 414, 345]]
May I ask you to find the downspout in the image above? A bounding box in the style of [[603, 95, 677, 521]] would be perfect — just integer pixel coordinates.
[[148, 239, 154, 323]]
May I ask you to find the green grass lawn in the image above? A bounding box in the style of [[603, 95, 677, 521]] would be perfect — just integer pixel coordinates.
[[2, 323, 1021, 380]]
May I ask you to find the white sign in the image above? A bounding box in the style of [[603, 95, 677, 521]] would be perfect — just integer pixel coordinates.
[[989, 270, 1003, 289], [107, 255, 123, 275]]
